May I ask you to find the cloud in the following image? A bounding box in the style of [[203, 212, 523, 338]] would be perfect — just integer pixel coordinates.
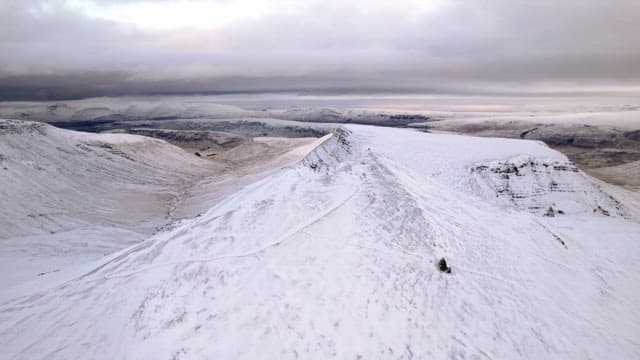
[[1, 0, 639, 99]]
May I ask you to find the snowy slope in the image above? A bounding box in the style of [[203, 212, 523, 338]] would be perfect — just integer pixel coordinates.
[[0, 119, 221, 292], [1, 125, 639, 359], [0, 120, 218, 238], [354, 126, 629, 217], [0, 119, 322, 296]]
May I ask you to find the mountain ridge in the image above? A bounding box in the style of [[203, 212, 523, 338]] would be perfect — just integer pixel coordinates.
[[1, 123, 639, 359]]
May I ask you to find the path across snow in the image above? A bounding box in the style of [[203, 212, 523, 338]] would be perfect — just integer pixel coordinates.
[[1, 124, 639, 359]]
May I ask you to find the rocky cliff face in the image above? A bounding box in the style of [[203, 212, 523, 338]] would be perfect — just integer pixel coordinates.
[[300, 127, 352, 173], [471, 155, 625, 217]]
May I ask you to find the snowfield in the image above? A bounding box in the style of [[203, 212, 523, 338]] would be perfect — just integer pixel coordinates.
[[0, 119, 321, 297], [1, 123, 640, 359]]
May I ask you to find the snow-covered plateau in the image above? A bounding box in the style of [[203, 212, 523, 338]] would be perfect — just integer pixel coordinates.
[[1, 120, 640, 359]]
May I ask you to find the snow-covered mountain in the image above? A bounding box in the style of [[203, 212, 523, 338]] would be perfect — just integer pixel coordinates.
[[1, 123, 639, 359], [0, 119, 321, 296], [0, 120, 217, 239]]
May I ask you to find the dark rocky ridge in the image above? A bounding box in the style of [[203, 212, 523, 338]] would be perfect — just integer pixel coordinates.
[[117, 128, 248, 152]]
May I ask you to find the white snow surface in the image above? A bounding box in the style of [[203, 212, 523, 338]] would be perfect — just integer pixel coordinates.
[[0, 119, 324, 297], [1, 125, 640, 359]]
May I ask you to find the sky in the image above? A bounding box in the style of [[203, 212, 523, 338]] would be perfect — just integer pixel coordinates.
[[1, 0, 639, 99]]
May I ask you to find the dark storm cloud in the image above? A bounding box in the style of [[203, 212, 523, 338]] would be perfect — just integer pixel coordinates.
[[1, 0, 639, 99]]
